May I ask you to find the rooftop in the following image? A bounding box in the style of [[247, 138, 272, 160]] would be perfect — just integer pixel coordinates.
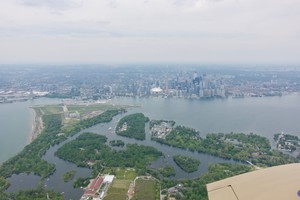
[[103, 175, 115, 183]]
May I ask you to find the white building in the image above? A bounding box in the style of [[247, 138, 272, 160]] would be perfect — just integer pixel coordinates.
[[103, 175, 115, 183], [150, 87, 163, 95]]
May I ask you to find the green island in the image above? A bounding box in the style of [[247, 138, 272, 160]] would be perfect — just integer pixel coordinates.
[[62, 170, 76, 182], [116, 113, 149, 140], [173, 155, 200, 173], [0, 103, 125, 199], [55, 132, 162, 171], [152, 126, 298, 167], [109, 140, 125, 147], [159, 166, 176, 177]]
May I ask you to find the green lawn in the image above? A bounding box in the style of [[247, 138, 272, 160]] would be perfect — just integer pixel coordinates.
[[104, 168, 137, 200], [104, 193, 127, 200], [132, 179, 156, 200], [115, 168, 137, 180], [67, 104, 117, 115], [34, 105, 63, 115]]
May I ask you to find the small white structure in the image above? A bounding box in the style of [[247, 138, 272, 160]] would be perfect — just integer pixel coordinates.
[[99, 191, 105, 199], [150, 87, 163, 95]]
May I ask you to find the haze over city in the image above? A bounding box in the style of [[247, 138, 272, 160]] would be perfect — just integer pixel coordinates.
[[0, 0, 300, 64]]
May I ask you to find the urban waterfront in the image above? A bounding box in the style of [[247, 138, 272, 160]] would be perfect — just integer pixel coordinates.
[[2, 95, 300, 199]]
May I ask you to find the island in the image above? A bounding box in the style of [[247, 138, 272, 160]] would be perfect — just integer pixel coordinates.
[[152, 126, 297, 167], [62, 170, 76, 182], [173, 155, 200, 173], [116, 113, 149, 140], [55, 132, 162, 171]]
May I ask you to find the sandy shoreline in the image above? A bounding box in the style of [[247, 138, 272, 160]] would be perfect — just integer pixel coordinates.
[[28, 107, 44, 143]]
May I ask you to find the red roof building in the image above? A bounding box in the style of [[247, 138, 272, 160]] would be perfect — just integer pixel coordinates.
[[83, 177, 103, 197]]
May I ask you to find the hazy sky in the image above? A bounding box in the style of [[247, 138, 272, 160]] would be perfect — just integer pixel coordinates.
[[0, 0, 300, 64]]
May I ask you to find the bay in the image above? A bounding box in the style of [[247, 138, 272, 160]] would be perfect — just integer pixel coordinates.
[[0, 98, 61, 164], [111, 95, 300, 139]]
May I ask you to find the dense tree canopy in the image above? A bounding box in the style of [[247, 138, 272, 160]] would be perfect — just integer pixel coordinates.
[[55, 132, 162, 170], [153, 126, 297, 167], [116, 113, 149, 140], [173, 155, 200, 173]]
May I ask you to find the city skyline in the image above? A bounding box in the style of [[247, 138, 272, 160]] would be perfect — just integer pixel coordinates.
[[0, 0, 300, 65]]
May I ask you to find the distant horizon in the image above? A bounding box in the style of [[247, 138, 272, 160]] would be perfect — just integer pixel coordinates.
[[0, 62, 300, 70]]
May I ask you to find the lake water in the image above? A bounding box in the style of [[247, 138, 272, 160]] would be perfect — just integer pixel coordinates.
[[2, 95, 300, 199], [0, 98, 61, 164], [111, 95, 300, 138]]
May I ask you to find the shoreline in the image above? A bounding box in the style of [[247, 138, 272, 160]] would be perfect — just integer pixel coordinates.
[[28, 107, 44, 143]]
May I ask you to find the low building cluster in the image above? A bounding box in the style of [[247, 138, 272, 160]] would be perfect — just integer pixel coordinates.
[[151, 122, 173, 139], [80, 175, 115, 200], [275, 132, 300, 152]]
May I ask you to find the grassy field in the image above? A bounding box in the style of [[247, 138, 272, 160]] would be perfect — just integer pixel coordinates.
[[67, 104, 119, 115], [115, 168, 137, 180], [104, 168, 137, 200], [132, 179, 156, 200], [34, 105, 63, 115], [34, 103, 122, 126], [34, 104, 119, 116]]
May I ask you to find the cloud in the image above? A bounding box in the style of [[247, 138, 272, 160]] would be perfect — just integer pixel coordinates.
[[0, 0, 299, 64], [18, 0, 82, 10], [172, 0, 199, 7]]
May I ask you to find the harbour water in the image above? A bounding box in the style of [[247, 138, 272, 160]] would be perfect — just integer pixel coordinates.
[[110, 95, 300, 139], [2, 95, 300, 199]]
